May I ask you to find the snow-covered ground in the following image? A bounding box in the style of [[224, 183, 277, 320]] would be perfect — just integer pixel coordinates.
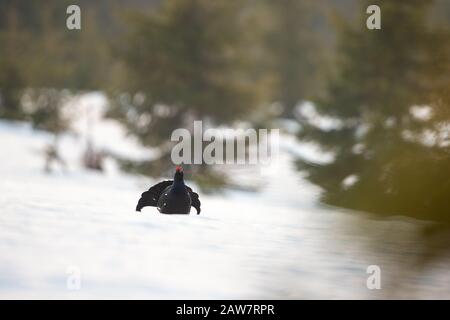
[[1, 95, 449, 299]]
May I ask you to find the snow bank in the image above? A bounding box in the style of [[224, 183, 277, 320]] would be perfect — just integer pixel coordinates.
[[0, 98, 449, 299]]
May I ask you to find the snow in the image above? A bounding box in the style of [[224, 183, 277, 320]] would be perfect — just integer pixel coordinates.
[[64, 92, 158, 161], [342, 174, 359, 189], [295, 101, 343, 131], [410, 105, 433, 121], [1, 96, 450, 299]]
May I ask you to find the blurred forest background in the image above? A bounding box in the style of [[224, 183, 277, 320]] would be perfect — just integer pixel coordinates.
[[1, 0, 450, 225]]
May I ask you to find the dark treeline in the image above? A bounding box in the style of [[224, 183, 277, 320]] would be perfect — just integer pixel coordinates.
[[1, 0, 450, 223]]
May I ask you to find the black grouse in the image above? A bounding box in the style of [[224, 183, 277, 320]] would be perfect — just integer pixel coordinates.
[[135, 166, 201, 214]]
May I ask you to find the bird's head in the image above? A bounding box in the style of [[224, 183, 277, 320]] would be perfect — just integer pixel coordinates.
[[174, 166, 184, 181]]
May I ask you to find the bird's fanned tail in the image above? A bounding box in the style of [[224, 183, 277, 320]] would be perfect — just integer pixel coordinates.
[[135, 179, 201, 214], [136, 180, 173, 211]]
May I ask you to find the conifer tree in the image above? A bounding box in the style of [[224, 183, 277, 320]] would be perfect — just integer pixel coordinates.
[[298, 0, 450, 222], [109, 0, 259, 180], [263, 0, 322, 117]]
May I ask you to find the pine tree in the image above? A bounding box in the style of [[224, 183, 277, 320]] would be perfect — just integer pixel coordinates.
[[0, 1, 31, 119], [262, 0, 322, 117], [0, 0, 111, 120], [109, 0, 260, 181], [298, 0, 450, 222]]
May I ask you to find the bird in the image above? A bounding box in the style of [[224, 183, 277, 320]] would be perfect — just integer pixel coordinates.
[[135, 166, 201, 214]]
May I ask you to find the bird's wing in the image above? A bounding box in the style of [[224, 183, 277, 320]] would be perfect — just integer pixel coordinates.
[[136, 180, 173, 212], [186, 186, 201, 215]]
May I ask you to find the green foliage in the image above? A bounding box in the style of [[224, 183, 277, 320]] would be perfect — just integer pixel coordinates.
[[298, 0, 450, 222], [0, 0, 33, 119], [108, 0, 264, 180], [0, 58, 25, 119], [112, 0, 258, 128], [262, 0, 323, 116], [0, 0, 113, 123]]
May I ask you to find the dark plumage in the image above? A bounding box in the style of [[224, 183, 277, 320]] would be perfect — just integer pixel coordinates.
[[135, 166, 201, 214]]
